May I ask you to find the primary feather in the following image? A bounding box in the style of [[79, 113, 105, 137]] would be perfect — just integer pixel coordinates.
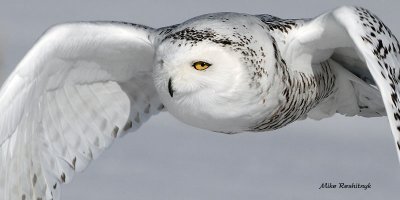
[[0, 22, 162, 200]]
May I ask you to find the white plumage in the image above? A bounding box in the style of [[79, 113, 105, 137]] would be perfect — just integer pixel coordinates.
[[0, 6, 399, 200]]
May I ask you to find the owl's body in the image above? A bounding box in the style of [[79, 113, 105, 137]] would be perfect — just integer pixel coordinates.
[[156, 12, 379, 133], [0, 6, 399, 200]]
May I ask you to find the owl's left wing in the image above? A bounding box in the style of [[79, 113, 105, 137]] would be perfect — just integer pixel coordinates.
[[0, 22, 164, 200], [280, 6, 400, 159]]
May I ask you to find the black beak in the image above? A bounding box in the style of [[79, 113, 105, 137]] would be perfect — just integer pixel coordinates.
[[168, 78, 174, 98]]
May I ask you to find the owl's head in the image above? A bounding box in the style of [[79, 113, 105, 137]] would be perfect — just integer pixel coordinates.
[[153, 13, 280, 133]]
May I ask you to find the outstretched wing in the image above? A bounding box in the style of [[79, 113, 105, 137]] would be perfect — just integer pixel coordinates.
[[282, 6, 400, 159], [0, 22, 163, 200]]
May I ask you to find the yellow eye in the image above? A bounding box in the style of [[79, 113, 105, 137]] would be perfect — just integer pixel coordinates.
[[192, 61, 211, 71]]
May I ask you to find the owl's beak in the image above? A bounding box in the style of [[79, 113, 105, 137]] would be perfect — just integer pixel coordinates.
[[168, 77, 174, 98]]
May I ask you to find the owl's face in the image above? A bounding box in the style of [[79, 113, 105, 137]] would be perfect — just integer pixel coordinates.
[[153, 15, 278, 133]]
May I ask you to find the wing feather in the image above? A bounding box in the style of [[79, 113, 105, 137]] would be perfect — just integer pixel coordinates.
[[0, 22, 162, 200], [334, 6, 400, 158], [286, 6, 400, 161]]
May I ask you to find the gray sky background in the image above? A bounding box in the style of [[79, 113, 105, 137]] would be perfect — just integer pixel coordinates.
[[1, 0, 400, 199]]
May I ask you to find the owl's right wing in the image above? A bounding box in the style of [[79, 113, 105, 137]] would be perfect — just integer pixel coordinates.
[[269, 7, 400, 160], [0, 22, 165, 200]]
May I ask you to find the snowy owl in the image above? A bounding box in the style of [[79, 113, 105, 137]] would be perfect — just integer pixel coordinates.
[[0, 5, 399, 200]]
